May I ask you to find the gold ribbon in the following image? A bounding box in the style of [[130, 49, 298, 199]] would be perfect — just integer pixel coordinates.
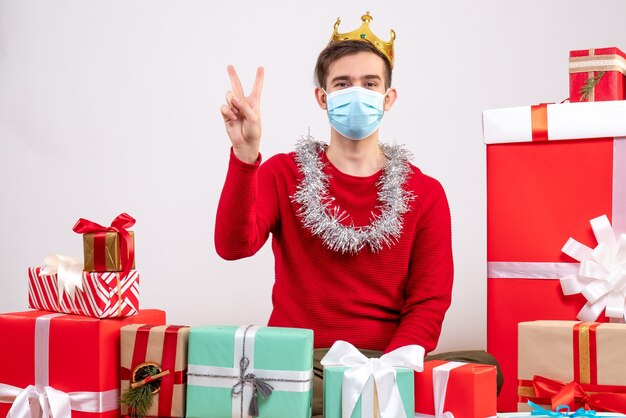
[[569, 53, 626, 75], [577, 322, 592, 384], [116, 275, 123, 317]]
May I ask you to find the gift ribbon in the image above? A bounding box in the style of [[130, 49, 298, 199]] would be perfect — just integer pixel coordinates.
[[320, 340, 425, 418], [487, 138, 626, 322], [560, 215, 626, 322], [187, 325, 313, 418], [414, 362, 466, 418], [572, 322, 599, 385], [569, 52, 626, 76], [530, 376, 626, 414], [38, 254, 84, 301], [528, 400, 598, 417], [72, 213, 135, 281], [0, 313, 119, 418], [531, 104, 549, 142]]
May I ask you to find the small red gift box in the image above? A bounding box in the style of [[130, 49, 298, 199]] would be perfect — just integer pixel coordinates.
[[569, 47, 626, 102], [482, 100, 626, 411], [414, 360, 497, 418], [28, 266, 140, 318], [0, 309, 166, 418]]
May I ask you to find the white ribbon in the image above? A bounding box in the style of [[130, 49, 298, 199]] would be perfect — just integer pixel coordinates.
[[39, 255, 84, 300], [414, 362, 466, 418], [0, 313, 119, 418], [487, 262, 579, 279], [320, 340, 425, 418], [560, 214, 626, 322]]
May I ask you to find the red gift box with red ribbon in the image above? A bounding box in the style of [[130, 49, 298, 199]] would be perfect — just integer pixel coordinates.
[[0, 309, 166, 418], [518, 321, 626, 414], [482, 100, 626, 411], [28, 266, 140, 318], [569, 47, 626, 102], [120, 324, 190, 417], [414, 360, 497, 418]]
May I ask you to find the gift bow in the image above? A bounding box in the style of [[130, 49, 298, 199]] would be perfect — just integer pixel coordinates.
[[532, 375, 626, 414], [231, 355, 274, 417], [1, 383, 119, 418], [560, 215, 626, 322], [528, 400, 597, 417], [39, 254, 84, 300], [320, 340, 425, 418], [3, 383, 71, 418], [72, 213, 135, 280]]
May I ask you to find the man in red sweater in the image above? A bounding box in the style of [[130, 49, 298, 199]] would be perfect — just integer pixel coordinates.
[[216, 12, 500, 416]]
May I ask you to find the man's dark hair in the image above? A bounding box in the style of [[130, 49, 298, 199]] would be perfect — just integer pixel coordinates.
[[314, 40, 392, 90]]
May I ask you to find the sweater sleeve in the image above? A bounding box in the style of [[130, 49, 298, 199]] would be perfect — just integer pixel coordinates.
[[385, 179, 453, 354], [214, 148, 280, 260]]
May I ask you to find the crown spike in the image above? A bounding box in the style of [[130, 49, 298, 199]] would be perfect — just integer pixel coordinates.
[[329, 11, 395, 68]]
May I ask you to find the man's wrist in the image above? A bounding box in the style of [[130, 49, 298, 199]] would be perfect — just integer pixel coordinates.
[[232, 145, 260, 164]]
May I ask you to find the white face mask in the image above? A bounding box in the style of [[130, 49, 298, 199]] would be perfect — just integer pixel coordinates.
[[324, 86, 387, 140]]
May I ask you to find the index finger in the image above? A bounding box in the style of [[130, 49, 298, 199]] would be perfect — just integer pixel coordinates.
[[250, 66, 265, 101], [227, 65, 245, 98]]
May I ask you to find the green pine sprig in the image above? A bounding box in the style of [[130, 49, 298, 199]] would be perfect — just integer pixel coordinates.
[[579, 71, 605, 101], [120, 365, 162, 418]]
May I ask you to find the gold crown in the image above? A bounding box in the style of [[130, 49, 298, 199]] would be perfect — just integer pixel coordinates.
[[329, 11, 396, 68]]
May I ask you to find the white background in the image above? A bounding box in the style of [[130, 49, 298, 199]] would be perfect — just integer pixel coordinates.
[[1, 0, 625, 353]]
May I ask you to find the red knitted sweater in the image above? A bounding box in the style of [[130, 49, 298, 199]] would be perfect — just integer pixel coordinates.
[[215, 148, 453, 353]]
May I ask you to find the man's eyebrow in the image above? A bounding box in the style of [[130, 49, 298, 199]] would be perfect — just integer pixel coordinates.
[[330, 74, 382, 83], [330, 75, 352, 84]]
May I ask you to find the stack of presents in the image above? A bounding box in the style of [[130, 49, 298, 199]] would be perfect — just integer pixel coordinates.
[[485, 47, 626, 416], [0, 46, 625, 418], [0, 212, 496, 418]]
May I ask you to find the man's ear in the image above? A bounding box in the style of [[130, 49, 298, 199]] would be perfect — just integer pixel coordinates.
[[315, 87, 327, 110], [384, 87, 398, 111]]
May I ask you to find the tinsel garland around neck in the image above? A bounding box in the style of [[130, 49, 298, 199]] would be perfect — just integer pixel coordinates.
[[292, 135, 414, 255]]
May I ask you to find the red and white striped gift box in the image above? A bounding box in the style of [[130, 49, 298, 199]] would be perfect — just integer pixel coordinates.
[[28, 266, 140, 318]]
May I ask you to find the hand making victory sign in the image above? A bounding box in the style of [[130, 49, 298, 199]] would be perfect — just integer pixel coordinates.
[[220, 65, 264, 164]]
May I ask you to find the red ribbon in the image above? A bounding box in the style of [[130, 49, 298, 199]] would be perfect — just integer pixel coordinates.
[[532, 375, 626, 414], [531, 104, 549, 142], [72, 213, 135, 281]]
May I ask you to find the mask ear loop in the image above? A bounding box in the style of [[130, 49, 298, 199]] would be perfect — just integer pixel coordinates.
[[382, 88, 391, 112], [320, 88, 331, 107]]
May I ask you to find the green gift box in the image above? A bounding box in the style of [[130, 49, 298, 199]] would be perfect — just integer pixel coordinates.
[[323, 366, 414, 418], [186, 325, 313, 418], [321, 341, 423, 418]]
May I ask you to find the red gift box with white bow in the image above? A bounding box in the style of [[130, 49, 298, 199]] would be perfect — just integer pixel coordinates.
[[482, 100, 626, 411], [0, 309, 166, 418]]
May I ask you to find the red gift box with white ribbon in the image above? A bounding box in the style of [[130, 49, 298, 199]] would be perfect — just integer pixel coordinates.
[[0, 309, 166, 418], [482, 100, 626, 411], [414, 360, 497, 418]]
